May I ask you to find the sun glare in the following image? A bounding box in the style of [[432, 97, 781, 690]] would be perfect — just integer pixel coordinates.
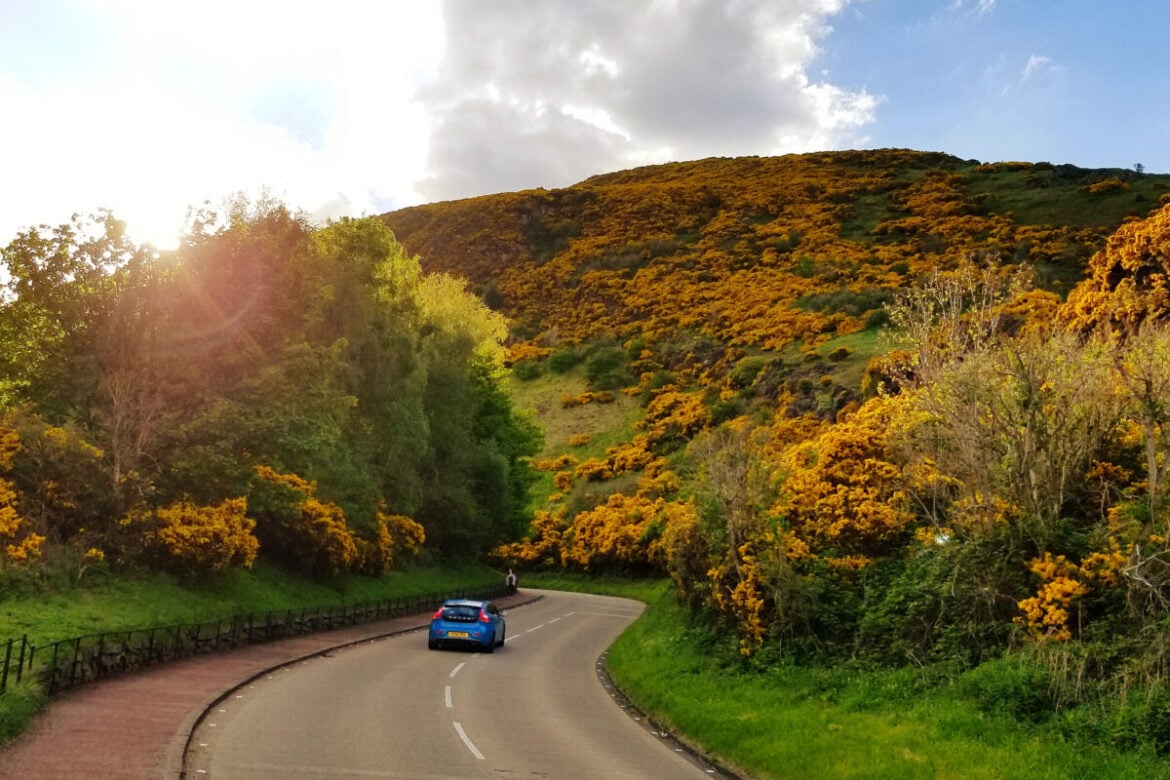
[[124, 207, 185, 252]]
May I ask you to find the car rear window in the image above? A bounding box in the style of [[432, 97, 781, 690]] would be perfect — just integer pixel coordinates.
[[441, 606, 480, 621]]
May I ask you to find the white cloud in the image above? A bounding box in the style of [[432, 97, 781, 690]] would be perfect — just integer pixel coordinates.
[[416, 0, 875, 201], [1, 0, 443, 248], [997, 53, 1062, 95], [1021, 54, 1057, 83], [1, 0, 873, 247], [948, 0, 996, 16]]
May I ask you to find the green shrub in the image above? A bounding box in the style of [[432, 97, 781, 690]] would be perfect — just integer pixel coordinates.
[[959, 656, 1054, 723], [547, 347, 582, 373], [709, 397, 746, 425], [511, 359, 544, 381], [827, 346, 851, 362], [585, 346, 634, 390], [730, 356, 769, 389]]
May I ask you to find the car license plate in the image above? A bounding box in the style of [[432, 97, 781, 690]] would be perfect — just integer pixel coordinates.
[[448, 631, 469, 639]]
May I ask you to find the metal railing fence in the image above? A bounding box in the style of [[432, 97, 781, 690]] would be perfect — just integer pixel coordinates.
[[1, 583, 505, 697]]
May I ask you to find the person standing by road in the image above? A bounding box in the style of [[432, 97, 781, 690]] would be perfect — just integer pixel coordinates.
[[505, 569, 517, 596]]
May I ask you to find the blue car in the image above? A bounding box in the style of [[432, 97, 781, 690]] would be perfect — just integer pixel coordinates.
[[428, 599, 506, 652]]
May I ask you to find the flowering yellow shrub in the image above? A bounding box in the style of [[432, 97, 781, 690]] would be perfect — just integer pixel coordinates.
[[641, 387, 711, 446], [505, 342, 554, 365], [560, 391, 615, 408], [493, 509, 569, 567], [5, 534, 45, 563], [574, 458, 613, 481], [567, 434, 592, 447], [141, 498, 258, 574], [252, 465, 359, 576], [383, 512, 425, 556], [605, 435, 655, 474], [534, 454, 579, 471], [1079, 546, 1128, 588], [661, 499, 705, 590], [299, 498, 359, 575], [562, 494, 687, 570], [0, 426, 44, 565], [775, 396, 914, 561], [1016, 553, 1089, 642], [358, 511, 426, 574], [704, 541, 773, 656], [1085, 178, 1130, 195], [1063, 202, 1170, 331], [635, 460, 680, 498]]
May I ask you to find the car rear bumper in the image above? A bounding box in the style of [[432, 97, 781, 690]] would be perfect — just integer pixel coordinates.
[[429, 627, 493, 647]]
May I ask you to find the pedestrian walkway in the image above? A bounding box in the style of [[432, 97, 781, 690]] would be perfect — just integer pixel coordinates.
[[0, 591, 540, 779]]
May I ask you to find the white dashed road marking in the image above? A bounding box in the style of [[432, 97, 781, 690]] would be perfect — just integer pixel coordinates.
[[453, 721, 484, 760]]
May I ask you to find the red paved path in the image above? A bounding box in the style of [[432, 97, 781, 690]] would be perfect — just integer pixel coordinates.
[[0, 592, 539, 779]]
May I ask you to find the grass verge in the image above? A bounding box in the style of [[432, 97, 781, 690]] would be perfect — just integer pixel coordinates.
[[0, 559, 502, 745], [528, 572, 1170, 779]]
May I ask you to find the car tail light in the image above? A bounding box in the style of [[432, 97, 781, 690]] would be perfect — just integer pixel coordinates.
[[479, 610, 492, 623], [432, 608, 444, 619]]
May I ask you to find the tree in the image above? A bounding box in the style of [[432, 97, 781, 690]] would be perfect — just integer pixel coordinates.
[[0, 203, 543, 576], [885, 253, 1031, 386], [688, 423, 775, 581]]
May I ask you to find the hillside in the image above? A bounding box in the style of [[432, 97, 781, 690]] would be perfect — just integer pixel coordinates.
[[382, 148, 1170, 540], [381, 150, 1170, 756], [384, 149, 1169, 364]]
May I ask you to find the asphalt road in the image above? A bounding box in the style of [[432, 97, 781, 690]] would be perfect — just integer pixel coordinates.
[[183, 590, 719, 779]]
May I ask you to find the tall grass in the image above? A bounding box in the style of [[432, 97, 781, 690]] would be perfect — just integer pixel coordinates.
[[531, 574, 1170, 779]]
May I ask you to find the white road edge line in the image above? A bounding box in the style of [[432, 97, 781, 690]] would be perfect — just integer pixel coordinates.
[[449, 662, 465, 679], [453, 721, 485, 760], [444, 685, 453, 709]]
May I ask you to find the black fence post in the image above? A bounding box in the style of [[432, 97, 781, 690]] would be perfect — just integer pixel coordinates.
[[96, 632, 106, 680], [1, 637, 11, 694], [69, 637, 82, 690]]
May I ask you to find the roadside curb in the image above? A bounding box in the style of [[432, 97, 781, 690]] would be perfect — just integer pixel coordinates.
[[597, 649, 750, 780]]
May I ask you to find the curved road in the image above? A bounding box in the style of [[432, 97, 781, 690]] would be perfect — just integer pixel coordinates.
[[184, 590, 722, 778]]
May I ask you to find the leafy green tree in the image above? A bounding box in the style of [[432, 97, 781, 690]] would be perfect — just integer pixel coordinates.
[[412, 273, 541, 553], [0, 202, 542, 575], [0, 212, 145, 417]]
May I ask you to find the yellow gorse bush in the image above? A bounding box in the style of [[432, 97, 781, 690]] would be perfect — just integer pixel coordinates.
[[252, 465, 358, 576], [775, 396, 914, 563], [141, 498, 258, 574], [357, 512, 426, 574], [0, 425, 44, 565], [1017, 554, 1090, 643]]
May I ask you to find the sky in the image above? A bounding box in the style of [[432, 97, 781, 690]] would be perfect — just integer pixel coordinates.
[[1, 0, 1167, 249]]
